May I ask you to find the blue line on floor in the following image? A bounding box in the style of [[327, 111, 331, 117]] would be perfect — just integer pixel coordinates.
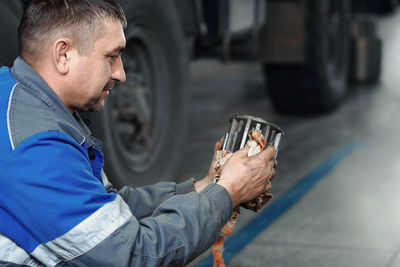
[[196, 142, 359, 267]]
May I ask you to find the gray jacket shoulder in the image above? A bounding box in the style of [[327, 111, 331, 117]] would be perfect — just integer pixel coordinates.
[[8, 83, 85, 149]]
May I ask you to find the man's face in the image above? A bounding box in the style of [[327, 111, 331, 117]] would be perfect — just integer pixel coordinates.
[[68, 18, 126, 112]]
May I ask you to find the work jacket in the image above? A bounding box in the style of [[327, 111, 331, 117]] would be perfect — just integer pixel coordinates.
[[0, 57, 233, 267]]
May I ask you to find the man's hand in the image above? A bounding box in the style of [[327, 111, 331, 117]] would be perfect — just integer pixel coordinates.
[[194, 136, 225, 193], [217, 144, 276, 207]]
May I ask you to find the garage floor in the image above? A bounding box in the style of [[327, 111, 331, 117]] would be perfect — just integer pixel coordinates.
[[181, 8, 400, 267]]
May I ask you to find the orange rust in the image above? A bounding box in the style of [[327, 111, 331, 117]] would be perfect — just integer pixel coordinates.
[[248, 130, 267, 150], [211, 210, 240, 267], [212, 130, 271, 266]]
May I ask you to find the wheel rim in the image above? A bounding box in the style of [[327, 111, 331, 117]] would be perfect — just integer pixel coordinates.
[[106, 27, 164, 173]]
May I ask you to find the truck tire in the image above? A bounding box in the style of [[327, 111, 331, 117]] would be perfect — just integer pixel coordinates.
[[0, 1, 23, 66], [264, 0, 350, 113], [362, 0, 398, 14], [379, 0, 398, 13], [88, 0, 189, 188]]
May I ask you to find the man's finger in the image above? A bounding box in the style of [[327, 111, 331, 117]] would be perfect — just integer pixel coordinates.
[[256, 144, 276, 160], [214, 136, 225, 151], [236, 144, 251, 157], [269, 165, 276, 181], [266, 181, 272, 191]]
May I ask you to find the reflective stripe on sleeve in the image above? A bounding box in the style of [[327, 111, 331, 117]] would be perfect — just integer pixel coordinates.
[[31, 194, 132, 266], [0, 234, 43, 266]]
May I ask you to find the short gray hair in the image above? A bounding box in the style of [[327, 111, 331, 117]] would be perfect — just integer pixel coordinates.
[[18, 0, 127, 62]]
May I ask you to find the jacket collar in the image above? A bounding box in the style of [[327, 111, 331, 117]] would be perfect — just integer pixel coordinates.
[[10, 57, 99, 149]]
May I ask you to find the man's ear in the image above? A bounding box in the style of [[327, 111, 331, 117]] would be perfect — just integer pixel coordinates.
[[53, 38, 72, 74]]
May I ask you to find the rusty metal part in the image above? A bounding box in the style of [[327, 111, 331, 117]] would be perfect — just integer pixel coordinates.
[[223, 115, 283, 159], [222, 115, 284, 212]]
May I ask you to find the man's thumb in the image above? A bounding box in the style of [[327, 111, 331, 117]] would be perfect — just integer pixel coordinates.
[[237, 144, 250, 157]]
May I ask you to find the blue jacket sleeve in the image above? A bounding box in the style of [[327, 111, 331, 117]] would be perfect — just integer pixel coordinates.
[[0, 132, 129, 263], [0, 131, 233, 267]]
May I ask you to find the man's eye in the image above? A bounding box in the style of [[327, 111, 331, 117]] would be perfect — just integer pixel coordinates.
[[108, 55, 118, 63]]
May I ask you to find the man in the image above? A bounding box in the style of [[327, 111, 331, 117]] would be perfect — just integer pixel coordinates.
[[0, 0, 277, 266]]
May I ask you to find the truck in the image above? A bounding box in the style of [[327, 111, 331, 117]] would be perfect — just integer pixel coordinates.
[[0, 0, 387, 188]]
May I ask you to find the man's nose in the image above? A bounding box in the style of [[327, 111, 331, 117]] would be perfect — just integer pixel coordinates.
[[112, 57, 126, 83]]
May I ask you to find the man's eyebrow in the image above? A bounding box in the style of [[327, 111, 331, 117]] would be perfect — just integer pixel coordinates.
[[108, 45, 125, 54]]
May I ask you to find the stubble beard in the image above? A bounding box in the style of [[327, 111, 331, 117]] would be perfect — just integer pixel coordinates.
[[84, 95, 104, 112], [81, 81, 114, 112]]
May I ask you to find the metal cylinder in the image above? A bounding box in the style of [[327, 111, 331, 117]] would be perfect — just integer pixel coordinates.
[[222, 115, 283, 154], [221, 115, 284, 212]]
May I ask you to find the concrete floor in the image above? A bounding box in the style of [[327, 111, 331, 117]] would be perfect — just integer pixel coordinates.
[[180, 8, 400, 267]]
